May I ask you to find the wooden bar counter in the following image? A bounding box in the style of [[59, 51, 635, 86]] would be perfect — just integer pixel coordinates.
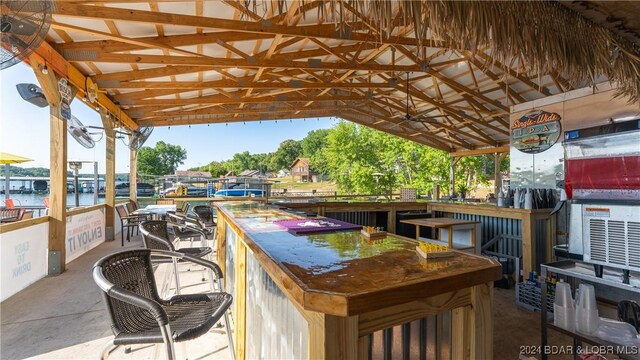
[[215, 201, 501, 360]]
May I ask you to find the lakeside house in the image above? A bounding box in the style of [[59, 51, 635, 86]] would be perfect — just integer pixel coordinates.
[[290, 157, 315, 182]]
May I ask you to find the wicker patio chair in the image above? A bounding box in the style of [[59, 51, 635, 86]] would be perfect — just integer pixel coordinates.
[[192, 205, 216, 228], [176, 202, 191, 216], [116, 205, 146, 246], [93, 249, 234, 360], [140, 220, 211, 289], [167, 212, 214, 247]]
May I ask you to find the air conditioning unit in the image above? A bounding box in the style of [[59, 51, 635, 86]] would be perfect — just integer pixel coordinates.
[[580, 204, 640, 272]]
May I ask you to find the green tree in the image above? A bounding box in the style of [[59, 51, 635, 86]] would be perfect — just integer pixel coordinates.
[[271, 139, 302, 170], [137, 141, 187, 176], [301, 129, 331, 176]]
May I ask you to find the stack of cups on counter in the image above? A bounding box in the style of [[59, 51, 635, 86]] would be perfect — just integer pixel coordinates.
[[575, 283, 600, 334], [554, 280, 575, 331]]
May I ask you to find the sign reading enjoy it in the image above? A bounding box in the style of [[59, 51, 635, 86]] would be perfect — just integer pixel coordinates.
[[511, 109, 562, 154]]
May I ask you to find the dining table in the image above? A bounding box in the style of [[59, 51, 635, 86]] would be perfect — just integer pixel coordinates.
[[132, 204, 177, 219]]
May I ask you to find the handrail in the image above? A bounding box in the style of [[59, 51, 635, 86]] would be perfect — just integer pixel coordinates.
[[67, 203, 105, 216], [0, 216, 50, 234]]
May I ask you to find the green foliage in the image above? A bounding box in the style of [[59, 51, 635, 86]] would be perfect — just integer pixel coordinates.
[[271, 139, 302, 170], [322, 121, 494, 196], [137, 141, 187, 176], [189, 121, 500, 196], [301, 129, 331, 176]]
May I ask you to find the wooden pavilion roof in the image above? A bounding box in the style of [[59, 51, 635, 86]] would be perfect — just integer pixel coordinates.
[[39, 0, 640, 152]]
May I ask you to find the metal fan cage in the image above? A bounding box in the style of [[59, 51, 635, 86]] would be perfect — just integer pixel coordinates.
[[0, 0, 53, 70]]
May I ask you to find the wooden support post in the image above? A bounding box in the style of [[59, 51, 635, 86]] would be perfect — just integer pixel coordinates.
[[308, 312, 359, 360], [521, 214, 536, 276], [101, 111, 116, 241], [494, 152, 508, 196], [469, 283, 493, 359], [215, 214, 227, 275], [31, 56, 66, 274], [449, 157, 460, 197], [129, 146, 137, 202]]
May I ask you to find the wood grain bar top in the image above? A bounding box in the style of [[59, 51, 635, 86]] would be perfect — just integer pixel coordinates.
[[216, 201, 502, 317], [400, 217, 479, 227]]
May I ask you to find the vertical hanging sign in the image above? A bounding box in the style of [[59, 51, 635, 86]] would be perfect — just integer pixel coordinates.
[[58, 78, 73, 121]]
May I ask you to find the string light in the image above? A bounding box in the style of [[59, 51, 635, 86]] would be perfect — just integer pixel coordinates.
[[41, 64, 48, 75]]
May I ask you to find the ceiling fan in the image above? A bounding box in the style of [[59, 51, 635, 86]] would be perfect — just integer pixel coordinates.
[[401, 72, 447, 124]]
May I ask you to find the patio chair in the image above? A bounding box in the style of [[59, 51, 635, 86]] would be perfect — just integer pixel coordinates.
[[192, 205, 216, 228], [125, 201, 151, 221], [167, 212, 213, 248], [3, 198, 19, 209], [0, 208, 21, 223], [176, 202, 190, 216], [93, 249, 234, 360], [140, 220, 212, 291], [116, 205, 146, 246], [156, 198, 175, 205]]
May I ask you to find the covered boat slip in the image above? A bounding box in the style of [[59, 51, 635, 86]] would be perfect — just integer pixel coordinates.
[[215, 201, 502, 359]]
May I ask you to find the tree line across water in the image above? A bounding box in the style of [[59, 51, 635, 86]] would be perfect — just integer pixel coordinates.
[[153, 121, 508, 196]]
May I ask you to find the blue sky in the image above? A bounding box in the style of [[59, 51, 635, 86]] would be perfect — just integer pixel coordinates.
[[0, 63, 337, 174]]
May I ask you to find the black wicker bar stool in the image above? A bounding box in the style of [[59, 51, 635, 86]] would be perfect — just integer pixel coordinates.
[[93, 249, 234, 360]]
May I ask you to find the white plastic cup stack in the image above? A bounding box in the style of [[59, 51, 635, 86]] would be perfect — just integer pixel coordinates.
[[554, 280, 575, 331], [575, 283, 599, 334]]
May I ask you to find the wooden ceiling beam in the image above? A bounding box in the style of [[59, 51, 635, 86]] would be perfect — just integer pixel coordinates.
[[110, 80, 397, 90], [344, 109, 460, 151], [463, 52, 527, 104], [57, 32, 274, 54], [451, 146, 510, 158], [30, 41, 138, 130], [139, 104, 358, 121], [138, 108, 337, 127], [475, 52, 552, 96], [51, 21, 201, 57], [69, 53, 428, 73], [54, 3, 447, 48], [127, 93, 365, 108]]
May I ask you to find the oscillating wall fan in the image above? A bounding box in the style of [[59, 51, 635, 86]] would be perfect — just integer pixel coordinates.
[[128, 126, 153, 150], [1, 0, 53, 70], [68, 115, 97, 149]]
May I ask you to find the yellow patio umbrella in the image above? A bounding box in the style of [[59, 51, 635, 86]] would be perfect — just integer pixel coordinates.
[[0, 152, 33, 201]]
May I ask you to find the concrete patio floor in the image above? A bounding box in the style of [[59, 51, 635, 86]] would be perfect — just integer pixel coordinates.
[[1, 232, 573, 360], [0, 233, 232, 360]]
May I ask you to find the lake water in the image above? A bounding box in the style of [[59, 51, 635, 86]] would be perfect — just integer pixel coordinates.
[[3, 192, 105, 207]]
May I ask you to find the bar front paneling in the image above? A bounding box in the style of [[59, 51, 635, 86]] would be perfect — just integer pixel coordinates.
[[246, 251, 308, 359], [225, 226, 236, 299]]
